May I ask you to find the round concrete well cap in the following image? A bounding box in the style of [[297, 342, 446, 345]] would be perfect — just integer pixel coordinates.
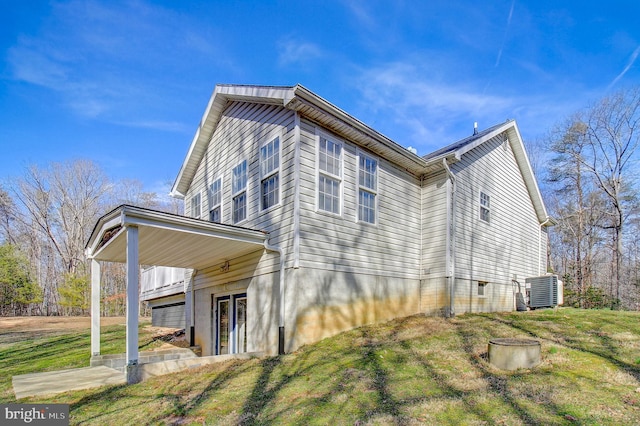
[[489, 338, 540, 346]]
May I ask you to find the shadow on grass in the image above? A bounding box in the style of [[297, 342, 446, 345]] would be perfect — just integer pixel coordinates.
[[454, 318, 561, 425], [239, 356, 284, 425], [358, 328, 407, 424], [485, 313, 640, 382]]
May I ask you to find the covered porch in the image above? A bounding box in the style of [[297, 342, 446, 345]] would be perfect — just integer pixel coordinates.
[[85, 205, 272, 384]]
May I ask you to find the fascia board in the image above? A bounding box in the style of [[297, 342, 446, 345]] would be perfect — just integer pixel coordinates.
[[292, 85, 427, 173], [120, 205, 268, 245]]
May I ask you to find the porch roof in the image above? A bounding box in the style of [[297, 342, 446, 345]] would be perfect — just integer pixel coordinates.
[[85, 205, 269, 269]]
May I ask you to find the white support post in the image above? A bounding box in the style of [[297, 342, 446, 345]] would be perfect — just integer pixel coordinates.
[[125, 225, 140, 383], [90, 259, 101, 356]]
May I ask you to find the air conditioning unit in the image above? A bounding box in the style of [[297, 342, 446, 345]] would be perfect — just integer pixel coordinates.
[[526, 275, 563, 309]]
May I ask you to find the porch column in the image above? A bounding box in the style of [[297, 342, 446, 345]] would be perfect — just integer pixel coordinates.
[[125, 225, 140, 384], [90, 259, 101, 356]]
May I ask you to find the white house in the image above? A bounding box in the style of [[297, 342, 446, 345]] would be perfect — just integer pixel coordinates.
[[86, 84, 553, 383]]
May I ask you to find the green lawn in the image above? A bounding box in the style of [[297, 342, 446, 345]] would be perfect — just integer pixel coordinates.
[[3, 309, 640, 425]]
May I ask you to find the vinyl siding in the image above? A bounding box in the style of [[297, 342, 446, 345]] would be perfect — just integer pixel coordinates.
[[183, 101, 296, 270], [451, 134, 543, 312], [297, 119, 421, 278], [421, 170, 448, 277]]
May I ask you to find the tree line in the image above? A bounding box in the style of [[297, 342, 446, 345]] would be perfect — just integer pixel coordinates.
[[0, 160, 180, 316], [1, 87, 639, 316], [542, 87, 640, 309]]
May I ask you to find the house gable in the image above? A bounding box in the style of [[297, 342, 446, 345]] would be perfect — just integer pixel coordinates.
[[424, 120, 551, 225], [171, 84, 428, 199]]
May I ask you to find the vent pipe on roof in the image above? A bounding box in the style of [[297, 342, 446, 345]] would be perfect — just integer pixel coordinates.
[[473, 122, 478, 135]]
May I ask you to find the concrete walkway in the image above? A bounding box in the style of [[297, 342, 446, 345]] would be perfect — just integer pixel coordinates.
[[13, 366, 125, 399]]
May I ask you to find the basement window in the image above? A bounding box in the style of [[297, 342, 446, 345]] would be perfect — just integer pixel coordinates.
[[478, 281, 488, 297]]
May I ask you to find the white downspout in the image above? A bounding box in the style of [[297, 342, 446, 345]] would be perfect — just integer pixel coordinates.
[[443, 159, 457, 317], [293, 112, 301, 268], [264, 240, 285, 354], [538, 218, 552, 275]]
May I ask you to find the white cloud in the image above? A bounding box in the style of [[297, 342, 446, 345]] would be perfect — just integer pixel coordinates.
[[495, 0, 516, 67], [5, 0, 221, 129], [354, 62, 513, 150], [608, 45, 640, 90], [277, 37, 323, 67]]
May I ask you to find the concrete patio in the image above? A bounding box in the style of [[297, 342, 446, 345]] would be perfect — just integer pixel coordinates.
[[12, 351, 265, 399], [12, 366, 125, 399]]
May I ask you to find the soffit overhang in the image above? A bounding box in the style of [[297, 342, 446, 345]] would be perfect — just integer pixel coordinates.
[[170, 84, 428, 198], [85, 205, 268, 269]]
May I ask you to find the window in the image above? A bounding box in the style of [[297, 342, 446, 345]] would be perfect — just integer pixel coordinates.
[[358, 153, 378, 224], [478, 281, 488, 297], [213, 294, 247, 355], [190, 192, 201, 219], [480, 191, 490, 223], [209, 177, 222, 222], [232, 161, 247, 223], [260, 137, 280, 210], [318, 135, 342, 214]]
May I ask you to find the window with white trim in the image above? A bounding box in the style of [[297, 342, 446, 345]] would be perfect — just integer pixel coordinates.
[[232, 161, 247, 224], [260, 136, 280, 210], [317, 135, 342, 214], [358, 153, 378, 224], [480, 191, 491, 223], [209, 177, 222, 223], [190, 192, 201, 219]]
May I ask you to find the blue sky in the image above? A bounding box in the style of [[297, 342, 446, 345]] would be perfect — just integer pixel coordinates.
[[1, 0, 639, 196]]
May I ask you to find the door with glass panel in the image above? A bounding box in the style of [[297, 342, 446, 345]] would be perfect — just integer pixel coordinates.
[[213, 293, 247, 355]]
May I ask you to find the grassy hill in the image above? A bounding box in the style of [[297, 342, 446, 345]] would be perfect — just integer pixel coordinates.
[[3, 308, 640, 425]]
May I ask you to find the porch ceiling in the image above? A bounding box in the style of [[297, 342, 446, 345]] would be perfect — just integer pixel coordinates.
[[86, 205, 268, 270]]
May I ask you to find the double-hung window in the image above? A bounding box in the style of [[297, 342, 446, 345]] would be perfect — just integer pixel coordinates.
[[260, 137, 280, 210], [318, 135, 342, 214], [358, 153, 378, 224], [190, 192, 201, 219], [209, 177, 222, 223], [232, 161, 247, 224], [480, 191, 491, 223]]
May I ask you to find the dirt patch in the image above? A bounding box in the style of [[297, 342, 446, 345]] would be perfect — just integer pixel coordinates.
[[0, 316, 148, 332]]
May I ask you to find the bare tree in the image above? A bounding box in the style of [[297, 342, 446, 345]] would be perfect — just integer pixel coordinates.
[[0, 186, 17, 244], [12, 160, 110, 275], [548, 88, 640, 308], [581, 88, 640, 306], [10, 160, 111, 313]]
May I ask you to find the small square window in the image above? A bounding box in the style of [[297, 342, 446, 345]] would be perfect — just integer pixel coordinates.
[[478, 281, 488, 297]]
